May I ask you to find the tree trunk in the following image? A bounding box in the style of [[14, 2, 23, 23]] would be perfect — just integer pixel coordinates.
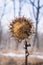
[[33, 22, 39, 48]]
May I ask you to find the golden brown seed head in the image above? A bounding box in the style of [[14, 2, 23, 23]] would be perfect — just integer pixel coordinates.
[[9, 17, 33, 40]]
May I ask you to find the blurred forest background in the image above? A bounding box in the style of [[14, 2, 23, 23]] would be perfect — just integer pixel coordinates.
[[0, 0, 43, 52]]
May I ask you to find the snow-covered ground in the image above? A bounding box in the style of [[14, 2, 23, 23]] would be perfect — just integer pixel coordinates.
[[0, 52, 25, 57], [0, 52, 43, 59]]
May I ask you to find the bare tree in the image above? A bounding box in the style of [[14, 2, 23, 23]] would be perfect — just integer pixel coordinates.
[[26, 0, 43, 48], [0, 0, 7, 49], [12, 0, 15, 17], [19, 0, 26, 16], [19, 0, 22, 16], [0, 22, 2, 44]]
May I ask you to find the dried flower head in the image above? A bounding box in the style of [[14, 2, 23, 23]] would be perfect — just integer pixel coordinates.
[[9, 17, 33, 40]]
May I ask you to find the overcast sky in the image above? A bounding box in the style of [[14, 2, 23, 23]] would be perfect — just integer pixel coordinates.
[[0, 0, 43, 33]]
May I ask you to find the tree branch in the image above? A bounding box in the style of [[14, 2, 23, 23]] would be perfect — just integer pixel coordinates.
[[36, 0, 40, 24], [29, 0, 37, 8], [40, 5, 43, 8], [32, 0, 36, 20]]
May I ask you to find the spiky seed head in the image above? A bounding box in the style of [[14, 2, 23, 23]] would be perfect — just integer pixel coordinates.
[[9, 17, 34, 40]]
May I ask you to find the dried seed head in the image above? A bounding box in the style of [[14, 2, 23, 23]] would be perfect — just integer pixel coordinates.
[[9, 17, 34, 40]]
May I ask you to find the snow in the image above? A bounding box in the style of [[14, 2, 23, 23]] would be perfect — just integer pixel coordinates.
[[30, 55, 43, 59], [0, 52, 25, 57], [0, 52, 43, 59]]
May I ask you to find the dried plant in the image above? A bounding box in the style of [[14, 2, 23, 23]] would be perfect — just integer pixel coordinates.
[[9, 17, 34, 41]]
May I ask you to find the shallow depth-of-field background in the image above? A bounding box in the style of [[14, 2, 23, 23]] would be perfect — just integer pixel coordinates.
[[0, 0, 43, 65]]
